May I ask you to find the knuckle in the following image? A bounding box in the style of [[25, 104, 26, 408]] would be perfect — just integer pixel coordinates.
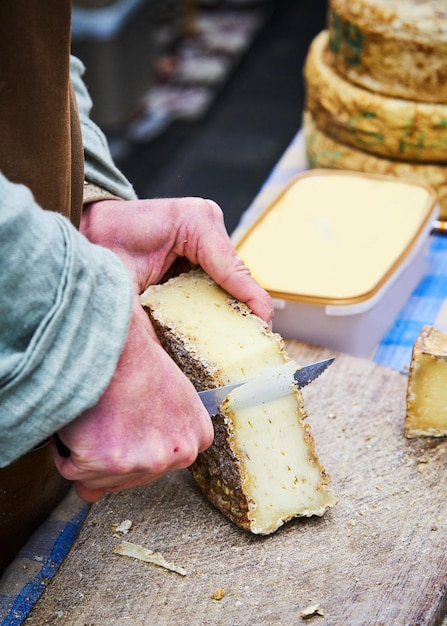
[[106, 449, 135, 475], [186, 196, 222, 219], [175, 443, 198, 469], [149, 452, 171, 475], [170, 439, 202, 469], [204, 198, 222, 215]]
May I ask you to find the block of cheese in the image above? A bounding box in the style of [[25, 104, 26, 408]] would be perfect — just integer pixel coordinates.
[[140, 269, 337, 534], [328, 0, 447, 104], [405, 325, 447, 438], [303, 110, 447, 220], [304, 30, 447, 163]]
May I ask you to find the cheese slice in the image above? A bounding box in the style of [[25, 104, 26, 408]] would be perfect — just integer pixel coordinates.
[[304, 30, 447, 163], [328, 0, 447, 104], [405, 325, 447, 438], [140, 269, 337, 534], [303, 110, 447, 220]]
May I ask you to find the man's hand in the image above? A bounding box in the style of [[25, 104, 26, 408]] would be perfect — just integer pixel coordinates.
[[52, 297, 214, 502], [56, 196, 273, 501], [80, 196, 273, 324]]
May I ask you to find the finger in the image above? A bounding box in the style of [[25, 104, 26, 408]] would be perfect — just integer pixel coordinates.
[[51, 433, 205, 490], [197, 242, 273, 324], [181, 200, 273, 324], [211, 258, 274, 325], [75, 482, 108, 502], [74, 469, 167, 502], [53, 453, 144, 487]]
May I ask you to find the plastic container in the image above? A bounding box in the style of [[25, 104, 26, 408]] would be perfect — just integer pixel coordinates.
[[235, 170, 439, 357]]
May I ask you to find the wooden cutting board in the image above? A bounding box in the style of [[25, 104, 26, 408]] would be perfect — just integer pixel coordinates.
[[26, 342, 447, 625]]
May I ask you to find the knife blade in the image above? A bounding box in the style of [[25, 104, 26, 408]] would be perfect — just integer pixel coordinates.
[[198, 357, 335, 416], [54, 357, 335, 457]]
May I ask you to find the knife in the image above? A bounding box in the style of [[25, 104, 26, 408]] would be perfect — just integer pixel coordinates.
[[198, 357, 335, 416], [54, 357, 335, 457]]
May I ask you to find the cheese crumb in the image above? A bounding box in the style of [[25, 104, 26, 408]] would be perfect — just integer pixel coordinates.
[[211, 588, 226, 600], [113, 541, 187, 576], [113, 519, 133, 534], [300, 604, 324, 619]]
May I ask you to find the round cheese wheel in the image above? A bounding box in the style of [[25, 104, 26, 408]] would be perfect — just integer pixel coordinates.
[[304, 30, 447, 163], [328, 0, 447, 104], [302, 110, 447, 219]]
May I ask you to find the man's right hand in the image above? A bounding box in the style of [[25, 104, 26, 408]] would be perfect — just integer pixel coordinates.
[[51, 296, 214, 502]]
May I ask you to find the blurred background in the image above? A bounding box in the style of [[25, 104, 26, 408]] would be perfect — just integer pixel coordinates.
[[72, 0, 327, 233]]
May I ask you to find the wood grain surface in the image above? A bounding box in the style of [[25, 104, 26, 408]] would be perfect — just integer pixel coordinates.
[[26, 342, 447, 625]]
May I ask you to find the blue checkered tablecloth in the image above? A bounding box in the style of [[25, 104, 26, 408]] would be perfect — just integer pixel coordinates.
[[2, 128, 447, 625], [373, 235, 447, 372], [370, 231, 447, 624]]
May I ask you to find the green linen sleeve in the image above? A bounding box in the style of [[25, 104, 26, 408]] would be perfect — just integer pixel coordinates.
[[70, 55, 138, 202], [0, 175, 134, 466]]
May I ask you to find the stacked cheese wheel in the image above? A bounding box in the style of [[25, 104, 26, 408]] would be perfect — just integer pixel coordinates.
[[302, 0, 447, 218]]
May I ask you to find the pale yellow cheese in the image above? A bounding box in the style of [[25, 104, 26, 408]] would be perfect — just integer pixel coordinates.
[[303, 110, 447, 220], [224, 391, 331, 533], [304, 30, 447, 163], [141, 270, 336, 534], [235, 170, 433, 303], [406, 325, 447, 438], [328, 0, 447, 103], [140, 273, 285, 383]]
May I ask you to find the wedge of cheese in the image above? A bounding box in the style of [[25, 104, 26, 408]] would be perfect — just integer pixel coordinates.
[[405, 325, 447, 438], [140, 269, 337, 534], [304, 30, 447, 163], [302, 110, 447, 220], [328, 0, 447, 104]]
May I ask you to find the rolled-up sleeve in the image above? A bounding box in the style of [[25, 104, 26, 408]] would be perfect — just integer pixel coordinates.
[[0, 174, 134, 466], [70, 55, 138, 202]]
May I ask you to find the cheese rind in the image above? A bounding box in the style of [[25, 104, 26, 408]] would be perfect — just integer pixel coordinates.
[[328, 0, 447, 104], [140, 270, 336, 534], [304, 30, 447, 163], [405, 325, 447, 438], [303, 110, 447, 220]]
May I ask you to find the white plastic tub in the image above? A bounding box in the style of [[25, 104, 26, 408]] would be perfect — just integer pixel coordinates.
[[235, 170, 439, 358]]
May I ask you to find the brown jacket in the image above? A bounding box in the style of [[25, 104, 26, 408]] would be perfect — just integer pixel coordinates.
[[0, 0, 82, 573], [0, 0, 83, 226]]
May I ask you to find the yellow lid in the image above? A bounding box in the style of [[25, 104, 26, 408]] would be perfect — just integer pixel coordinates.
[[236, 170, 438, 306]]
